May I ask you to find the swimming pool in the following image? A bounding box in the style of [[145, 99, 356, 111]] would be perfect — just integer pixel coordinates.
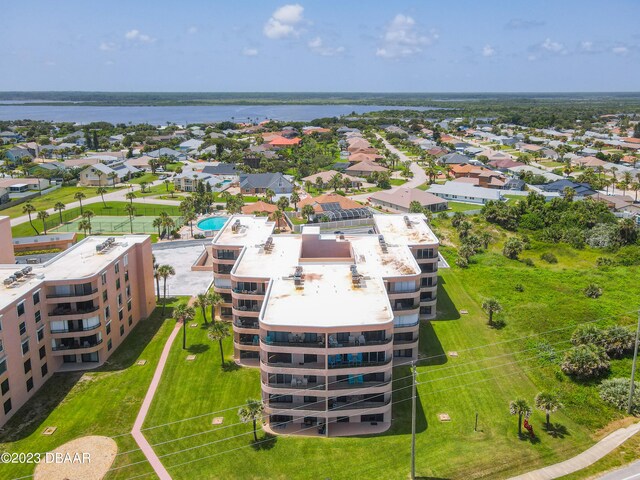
[[197, 216, 229, 231]]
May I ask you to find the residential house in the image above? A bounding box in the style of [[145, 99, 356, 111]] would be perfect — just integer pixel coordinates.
[[370, 188, 448, 213], [302, 170, 365, 189], [297, 193, 371, 221], [239, 173, 294, 195], [345, 161, 388, 177], [427, 182, 504, 204]]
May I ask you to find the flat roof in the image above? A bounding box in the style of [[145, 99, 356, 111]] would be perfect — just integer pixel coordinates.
[[261, 263, 393, 328], [373, 214, 439, 246], [0, 235, 148, 310], [212, 215, 275, 247]]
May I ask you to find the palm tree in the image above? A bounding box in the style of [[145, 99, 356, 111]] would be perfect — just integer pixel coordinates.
[[140, 181, 148, 193], [482, 298, 502, 326], [238, 399, 264, 442], [78, 219, 91, 236], [82, 210, 95, 235], [208, 321, 230, 367], [97, 187, 108, 207], [164, 179, 172, 194], [22, 203, 39, 234], [194, 292, 209, 324], [153, 260, 161, 300], [290, 191, 300, 211], [152, 217, 163, 237], [125, 191, 136, 205], [108, 172, 117, 187], [273, 210, 284, 229], [125, 203, 135, 233], [535, 392, 562, 430], [54, 202, 66, 225], [37, 210, 49, 235], [207, 291, 222, 324], [157, 264, 175, 316], [302, 204, 315, 222], [509, 399, 532, 435], [74, 192, 86, 215], [183, 209, 196, 237], [174, 302, 196, 350], [264, 188, 275, 203]]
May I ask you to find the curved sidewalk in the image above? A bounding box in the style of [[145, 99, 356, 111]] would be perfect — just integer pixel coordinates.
[[509, 421, 640, 480], [131, 320, 182, 480]]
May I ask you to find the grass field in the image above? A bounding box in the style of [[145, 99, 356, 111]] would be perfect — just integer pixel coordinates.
[[447, 201, 483, 212], [54, 214, 182, 234]]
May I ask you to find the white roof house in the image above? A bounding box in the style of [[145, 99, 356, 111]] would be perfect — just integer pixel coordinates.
[[427, 182, 504, 204]]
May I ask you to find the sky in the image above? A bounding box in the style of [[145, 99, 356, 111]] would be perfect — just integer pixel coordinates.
[[1, 0, 639, 92]]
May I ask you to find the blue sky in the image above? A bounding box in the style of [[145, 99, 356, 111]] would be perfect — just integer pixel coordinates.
[[2, 0, 639, 92]]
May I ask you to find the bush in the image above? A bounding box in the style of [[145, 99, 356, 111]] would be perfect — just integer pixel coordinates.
[[503, 237, 524, 260], [14, 248, 62, 256], [561, 344, 610, 379], [601, 326, 635, 358], [571, 324, 603, 346], [599, 378, 640, 413], [193, 233, 205, 239], [596, 256, 614, 267], [584, 283, 603, 298], [540, 252, 558, 264], [456, 256, 469, 268], [522, 258, 535, 267], [535, 341, 558, 365], [514, 283, 524, 292]]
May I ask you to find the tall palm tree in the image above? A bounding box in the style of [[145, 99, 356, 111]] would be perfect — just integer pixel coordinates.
[[208, 321, 230, 367], [108, 172, 118, 187], [152, 217, 163, 237], [174, 302, 195, 350], [290, 191, 300, 211], [157, 264, 175, 316], [183, 209, 196, 238], [22, 203, 39, 234], [153, 260, 161, 300], [37, 210, 49, 235], [238, 399, 264, 442], [509, 399, 532, 435], [125, 191, 136, 205], [78, 219, 91, 236], [194, 292, 209, 324], [82, 210, 95, 235], [125, 204, 135, 233], [481, 298, 502, 326], [273, 210, 284, 229], [54, 202, 66, 225], [535, 392, 562, 430], [97, 186, 108, 207], [207, 291, 222, 324], [74, 192, 86, 215]]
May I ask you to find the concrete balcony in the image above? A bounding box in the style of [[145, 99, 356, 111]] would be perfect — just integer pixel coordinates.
[[48, 305, 100, 320], [51, 338, 103, 355], [46, 288, 98, 302], [50, 322, 101, 336], [232, 306, 261, 317], [260, 360, 326, 375], [234, 339, 260, 352], [261, 381, 326, 395]]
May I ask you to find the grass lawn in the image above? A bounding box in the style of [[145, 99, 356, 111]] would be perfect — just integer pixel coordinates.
[[447, 201, 483, 212], [389, 178, 408, 186], [128, 173, 159, 185], [0, 185, 122, 219], [0, 300, 182, 480], [540, 161, 565, 168]]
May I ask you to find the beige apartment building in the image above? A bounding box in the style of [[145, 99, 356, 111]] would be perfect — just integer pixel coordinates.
[[0, 216, 155, 427], [210, 213, 438, 436]]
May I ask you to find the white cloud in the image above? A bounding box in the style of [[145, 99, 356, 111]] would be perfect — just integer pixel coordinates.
[[263, 4, 304, 39], [612, 46, 629, 55], [187, 26, 198, 34], [99, 41, 117, 52], [482, 44, 496, 57], [124, 29, 156, 44], [308, 37, 345, 56], [242, 47, 259, 56], [541, 38, 567, 54], [376, 14, 437, 59]]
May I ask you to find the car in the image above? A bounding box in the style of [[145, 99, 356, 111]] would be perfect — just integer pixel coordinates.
[[334, 231, 344, 235]]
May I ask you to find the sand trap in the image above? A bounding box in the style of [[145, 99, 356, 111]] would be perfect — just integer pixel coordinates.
[[34, 435, 117, 480]]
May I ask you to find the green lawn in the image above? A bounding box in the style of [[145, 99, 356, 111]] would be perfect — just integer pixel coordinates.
[[128, 173, 159, 185], [0, 185, 122, 219], [447, 201, 483, 212], [389, 178, 408, 186], [0, 300, 182, 480]]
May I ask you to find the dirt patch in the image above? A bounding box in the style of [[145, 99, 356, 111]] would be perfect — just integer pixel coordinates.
[[34, 435, 117, 480], [593, 417, 638, 439]]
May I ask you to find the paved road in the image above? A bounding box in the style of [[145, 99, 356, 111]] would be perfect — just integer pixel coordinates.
[[10, 179, 179, 227], [348, 134, 427, 203], [598, 460, 640, 480]]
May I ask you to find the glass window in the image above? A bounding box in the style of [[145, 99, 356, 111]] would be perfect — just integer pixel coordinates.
[[32, 290, 40, 305], [23, 359, 31, 374], [114, 262, 120, 274], [116, 278, 121, 290], [117, 293, 122, 306], [123, 254, 129, 266], [128, 315, 132, 326], [4, 398, 11, 414], [104, 306, 110, 319], [39, 345, 46, 359], [106, 321, 111, 335], [101, 272, 107, 285], [37, 327, 44, 342], [127, 300, 132, 311], [0, 340, 3, 353], [19, 322, 26, 335], [41, 363, 48, 377], [120, 325, 125, 336], [1, 379, 8, 395], [118, 309, 124, 321], [102, 290, 108, 302], [26, 377, 33, 392], [0, 358, 6, 375], [34, 310, 41, 323], [17, 302, 25, 316], [107, 339, 112, 351], [21, 340, 29, 355]]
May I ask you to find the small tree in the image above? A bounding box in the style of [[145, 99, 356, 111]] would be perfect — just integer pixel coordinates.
[[97, 186, 108, 207], [409, 201, 424, 213], [74, 192, 86, 215], [37, 210, 50, 235], [157, 264, 175, 317], [561, 344, 610, 379], [208, 321, 230, 367], [173, 302, 195, 350], [509, 399, 532, 435], [194, 292, 209, 324], [535, 392, 562, 430], [22, 203, 39, 235], [301, 204, 315, 222], [503, 237, 524, 260], [481, 298, 502, 326], [238, 399, 264, 442], [584, 283, 603, 298], [290, 191, 300, 211], [207, 291, 222, 324], [54, 202, 66, 225]]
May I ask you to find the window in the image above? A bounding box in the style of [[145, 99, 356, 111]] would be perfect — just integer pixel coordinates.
[[32, 290, 40, 305], [102, 290, 108, 302], [104, 306, 110, 320], [0, 358, 6, 376], [118, 309, 124, 321], [361, 414, 384, 423], [116, 278, 121, 290], [114, 261, 120, 274], [23, 359, 31, 374], [105, 321, 111, 335], [21, 339, 29, 355], [17, 301, 25, 316], [26, 377, 33, 392], [128, 315, 133, 326], [101, 271, 107, 285], [127, 300, 132, 312], [126, 285, 131, 298], [4, 398, 11, 414], [1, 379, 8, 395], [39, 346, 46, 360], [41, 363, 48, 377], [117, 293, 122, 307], [0, 339, 3, 354], [124, 270, 129, 282], [37, 326, 44, 342], [120, 325, 125, 336], [19, 322, 26, 335], [34, 310, 41, 323], [107, 339, 112, 351]]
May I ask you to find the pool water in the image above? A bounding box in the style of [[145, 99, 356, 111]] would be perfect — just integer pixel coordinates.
[[197, 217, 229, 231]]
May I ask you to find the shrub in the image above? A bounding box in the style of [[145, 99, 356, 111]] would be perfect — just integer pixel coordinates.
[[535, 341, 558, 365], [14, 248, 62, 256], [601, 326, 635, 358], [584, 283, 603, 298], [596, 257, 614, 267], [455, 256, 469, 268], [193, 233, 205, 239], [561, 344, 610, 379], [522, 258, 535, 267], [540, 252, 558, 264], [599, 378, 640, 413], [571, 324, 603, 346], [437, 212, 448, 221], [503, 237, 524, 260], [514, 283, 524, 292]]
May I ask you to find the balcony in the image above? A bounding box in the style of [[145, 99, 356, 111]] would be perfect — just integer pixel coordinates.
[[263, 380, 326, 390], [51, 338, 103, 352], [49, 305, 99, 317], [393, 303, 419, 312], [262, 334, 325, 348], [328, 398, 391, 411], [232, 288, 266, 296], [267, 401, 326, 412], [46, 287, 98, 299], [328, 335, 391, 348], [261, 360, 325, 371], [234, 304, 261, 312], [328, 356, 392, 369], [329, 379, 391, 390], [234, 319, 259, 330], [50, 322, 101, 334]]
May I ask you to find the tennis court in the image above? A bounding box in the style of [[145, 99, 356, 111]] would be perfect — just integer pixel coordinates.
[[54, 215, 182, 234]]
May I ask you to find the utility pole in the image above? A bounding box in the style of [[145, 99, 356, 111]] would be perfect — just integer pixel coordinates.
[[411, 361, 417, 480], [628, 309, 640, 414]]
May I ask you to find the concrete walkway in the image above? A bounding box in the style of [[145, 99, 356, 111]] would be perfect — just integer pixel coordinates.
[[131, 320, 181, 480], [510, 422, 640, 480]]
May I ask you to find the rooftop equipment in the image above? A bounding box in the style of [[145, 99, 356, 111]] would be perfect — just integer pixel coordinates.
[[378, 235, 388, 253], [231, 219, 242, 233], [404, 215, 413, 228]]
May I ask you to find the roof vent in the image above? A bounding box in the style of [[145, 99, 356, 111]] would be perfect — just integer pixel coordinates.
[[351, 264, 363, 288], [231, 219, 242, 233], [293, 266, 304, 288], [264, 237, 274, 253], [404, 215, 413, 228], [378, 235, 388, 253]]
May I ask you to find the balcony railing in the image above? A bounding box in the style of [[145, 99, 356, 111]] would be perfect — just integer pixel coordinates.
[[234, 304, 261, 312], [267, 401, 325, 411], [233, 288, 266, 295], [49, 305, 99, 317], [234, 320, 259, 329], [46, 288, 98, 299], [388, 287, 421, 294], [50, 322, 101, 334], [328, 357, 392, 369], [392, 304, 419, 312], [328, 398, 391, 411], [263, 381, 326, 390], [261, 360, 325, 370], [51, 338, 103, 351], [328, 336, 392, 348], [262, 337, 325, 348]]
